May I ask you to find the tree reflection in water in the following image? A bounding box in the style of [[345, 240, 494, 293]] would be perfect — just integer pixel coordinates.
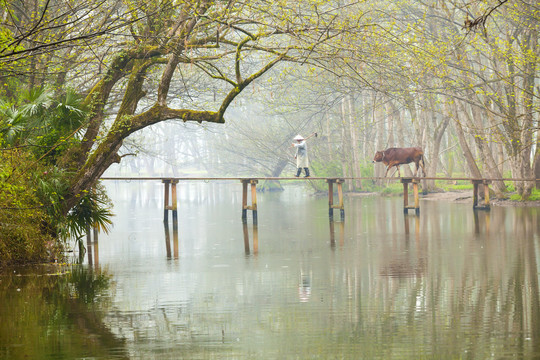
[[0, 265, 126, 360]]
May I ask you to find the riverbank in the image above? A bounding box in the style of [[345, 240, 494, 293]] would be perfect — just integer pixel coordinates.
[[424, 190, 540, 207], [350, 190, 540, 207]]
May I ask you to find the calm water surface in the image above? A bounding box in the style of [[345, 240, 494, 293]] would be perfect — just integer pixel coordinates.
[[2, 181, 540, 359]]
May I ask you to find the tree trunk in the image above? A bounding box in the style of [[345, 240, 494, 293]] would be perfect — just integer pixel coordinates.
[[426, 110, 450, 191], [340, 97, 352, 186], [347, 94, 362, 190], [260, 159, 288, 192], [525, 24, 540, 190], [452, 109, 482, 180], [461, 101, 506, 196], [374, 93, 385, 183]]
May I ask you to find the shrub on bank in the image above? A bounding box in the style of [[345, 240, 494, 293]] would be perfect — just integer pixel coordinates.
[[0, 150, 53, 266]]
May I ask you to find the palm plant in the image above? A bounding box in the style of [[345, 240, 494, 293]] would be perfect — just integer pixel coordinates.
[[0, 87, 85, 152], [33, 88, 86, 164], [0, 87, 53, 144], [62, 185, 114, 257], [0, 101, 26, 145]]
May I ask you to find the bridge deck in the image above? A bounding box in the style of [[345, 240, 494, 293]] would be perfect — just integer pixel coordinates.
[[101, 176, 538, 181]]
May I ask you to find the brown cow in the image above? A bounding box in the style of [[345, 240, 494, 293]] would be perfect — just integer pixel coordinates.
[[373, 147, 426, 177]]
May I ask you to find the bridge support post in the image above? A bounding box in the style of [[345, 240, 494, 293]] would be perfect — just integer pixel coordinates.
[[329, 219, 345, 248], [326, 178, 345, 221], [163, 219, 179, 259], [241, 179, 258, 224], [401, 178, 420, 214], [243, 223, 259, 255], [472, 179, 491, 210], [85, 225, 99, 266], [163, 179, 179, 223]]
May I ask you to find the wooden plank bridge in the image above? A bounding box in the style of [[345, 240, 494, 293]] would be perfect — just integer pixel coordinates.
[[99, 176, 519, 223]]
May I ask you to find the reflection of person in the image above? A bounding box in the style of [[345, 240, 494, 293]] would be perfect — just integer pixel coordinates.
[[298, 271, 311, 303], [291, 134, 310, 177]]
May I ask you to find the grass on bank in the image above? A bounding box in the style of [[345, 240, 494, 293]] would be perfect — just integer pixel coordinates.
[[374, 178, 475, 196]]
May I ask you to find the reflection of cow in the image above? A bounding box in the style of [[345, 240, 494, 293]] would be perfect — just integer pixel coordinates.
[[373, 147, 426, 177]]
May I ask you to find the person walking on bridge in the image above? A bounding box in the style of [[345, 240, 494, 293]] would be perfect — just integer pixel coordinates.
[[292, 134, 310, 178]]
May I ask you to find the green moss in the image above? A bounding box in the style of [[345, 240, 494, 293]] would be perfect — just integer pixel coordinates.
[[509, 188, 540, 201]]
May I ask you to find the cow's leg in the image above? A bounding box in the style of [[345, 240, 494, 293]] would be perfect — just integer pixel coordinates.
[[419, 156, 426, 177], [384, 166, 391, 177], [417, 162, 425, 177], [396, 165, 401, 177]]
